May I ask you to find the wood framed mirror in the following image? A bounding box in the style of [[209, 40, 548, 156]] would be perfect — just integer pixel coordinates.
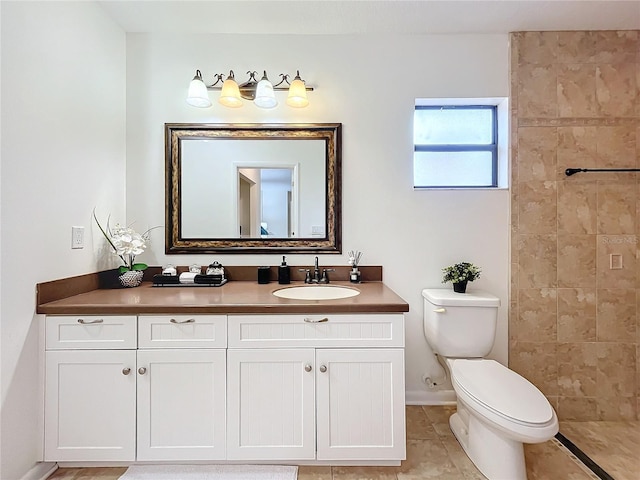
[[165, 123, 342, 254]]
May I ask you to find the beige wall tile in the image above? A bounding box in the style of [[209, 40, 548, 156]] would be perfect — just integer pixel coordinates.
[[516, 288, 557, 341], [597, 395, 638, 421], [517, 31, 558, 65], [512, 29, 640, 421], [558, 64, 597, 117], [558, 31, 597, 64], [596, 125, 637, 169], [597, 342, 636, 397], [517, 127, 558, 182], [518, 64, 558, 118], [596, 289, 636, 342], [597, 184, 637, 234], [593, 31, 638, 64], [518, 182, 557, 234], [557, 127, 598, 180], [596, 63, 637, 117], [596, 235, 637, 288], [557, 181, 597, 234], [510, 341, 558, 396], [557, 288, 597, 342], [558, 235, 597, 287], [558, 342, 597, 397], [557, 396, 598, 421], [518, 234, 558, 288], [636, 65, 640, 117]]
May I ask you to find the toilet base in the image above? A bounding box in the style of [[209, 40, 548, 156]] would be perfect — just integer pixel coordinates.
[[449, 406, 527, 480]]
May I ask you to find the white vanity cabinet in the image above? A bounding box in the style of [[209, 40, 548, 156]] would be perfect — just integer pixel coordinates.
[[44, 311, 405, 465], [226, 314, 406, 462], [135, 315, 227, 460], [44, 316, 137, 461], [44, 315, 227, 462]]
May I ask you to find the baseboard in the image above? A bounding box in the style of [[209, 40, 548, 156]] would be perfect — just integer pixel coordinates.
[[20, 462, 57, 480], [405, 389, 456, 405]]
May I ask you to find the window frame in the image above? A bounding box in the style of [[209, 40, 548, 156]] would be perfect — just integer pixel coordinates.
[[413, 104, 499, 189]]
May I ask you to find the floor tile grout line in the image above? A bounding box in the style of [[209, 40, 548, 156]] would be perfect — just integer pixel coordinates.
[[555, 432, 615, 480]]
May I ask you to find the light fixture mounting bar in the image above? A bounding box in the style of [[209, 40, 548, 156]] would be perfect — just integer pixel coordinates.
[[205, 70, 314, 92]]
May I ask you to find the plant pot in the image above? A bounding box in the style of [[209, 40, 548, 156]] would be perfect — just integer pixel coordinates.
[[119, 270, 144, 288], [453, 280, 468, 293]]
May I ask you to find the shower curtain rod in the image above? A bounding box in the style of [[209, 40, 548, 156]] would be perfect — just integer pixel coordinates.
[[565, 168, 640, 176]]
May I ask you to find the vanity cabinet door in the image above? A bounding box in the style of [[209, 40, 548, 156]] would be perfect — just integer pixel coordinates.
[[136, 349, 226, 461], [44, 350, 136, 461], [226, 348, 316, 460], [315, 348, 406, 461]]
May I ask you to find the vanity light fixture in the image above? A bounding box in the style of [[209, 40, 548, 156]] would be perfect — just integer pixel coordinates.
[[186, 69, 313, 109]]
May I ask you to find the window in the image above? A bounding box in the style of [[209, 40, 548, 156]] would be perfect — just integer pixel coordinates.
[[413, 100, 507, 189]]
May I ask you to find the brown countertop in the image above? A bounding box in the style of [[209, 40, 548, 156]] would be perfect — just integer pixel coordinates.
[[37, 281, 409, 315]]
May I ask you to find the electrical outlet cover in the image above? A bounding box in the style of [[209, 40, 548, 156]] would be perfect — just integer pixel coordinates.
[[72, 226, 85, 249]]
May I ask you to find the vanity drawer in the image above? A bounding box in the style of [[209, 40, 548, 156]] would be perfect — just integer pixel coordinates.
[[45, 315, 137, 350], [138, 315, 227, 348], [228, 314, 404, 348]]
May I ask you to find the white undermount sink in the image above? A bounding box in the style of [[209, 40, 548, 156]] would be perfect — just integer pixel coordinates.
[[273, 285, 361, 300]]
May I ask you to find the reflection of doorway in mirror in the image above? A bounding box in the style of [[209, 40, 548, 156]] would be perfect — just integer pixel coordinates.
[[236, 166, 299, 239], [238, 173, 257, 237]]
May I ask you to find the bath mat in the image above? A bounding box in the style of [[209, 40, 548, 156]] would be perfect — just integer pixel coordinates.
[[118, 464, 298, 480]]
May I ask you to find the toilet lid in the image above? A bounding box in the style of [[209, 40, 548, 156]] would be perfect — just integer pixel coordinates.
[[450, 359, 554, 425]]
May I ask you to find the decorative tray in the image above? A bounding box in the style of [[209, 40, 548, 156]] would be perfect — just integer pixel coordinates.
[[152, 275, 228, 287]]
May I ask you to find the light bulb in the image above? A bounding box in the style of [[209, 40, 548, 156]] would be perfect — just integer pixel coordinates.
[[286, 71, 309, 108], [218, 71, 243, 108]]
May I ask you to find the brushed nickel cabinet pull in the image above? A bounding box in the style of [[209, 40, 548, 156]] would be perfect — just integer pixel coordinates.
[[319, 365, 327, 373], [122, 367, 131, 375], [138, 367, 147, 375], [170, 318, 195, 324], [304, 364, 312, 372], [77, 318, 104, 324], [303, 317, 329, 323]]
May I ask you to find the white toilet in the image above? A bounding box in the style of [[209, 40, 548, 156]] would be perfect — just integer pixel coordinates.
[[422, 289, 558, 480]]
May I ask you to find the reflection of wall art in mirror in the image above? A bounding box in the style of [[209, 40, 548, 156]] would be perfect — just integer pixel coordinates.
[[165, 123, 342, 254]]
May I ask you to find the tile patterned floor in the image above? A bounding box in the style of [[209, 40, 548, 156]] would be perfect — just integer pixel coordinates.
[[560, 420, 640, 480], [47, 406, 637, 480]]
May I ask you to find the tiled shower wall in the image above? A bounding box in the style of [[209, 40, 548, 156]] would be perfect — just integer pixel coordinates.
[[510, 31, 639, 421]]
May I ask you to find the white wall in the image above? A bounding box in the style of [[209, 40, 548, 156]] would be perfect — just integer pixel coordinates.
[[0, 2, 126, 478], [126, 33, 510, 403]]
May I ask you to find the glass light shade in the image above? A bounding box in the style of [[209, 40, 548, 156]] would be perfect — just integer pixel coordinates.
[[219, 77, 243, 108], [286, 77, 309, 108], [254, 78, 278, 109], [186, 72, 212, 108]]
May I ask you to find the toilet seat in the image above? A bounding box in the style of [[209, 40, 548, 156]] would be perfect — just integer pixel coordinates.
[[447, 358, 556, 429]]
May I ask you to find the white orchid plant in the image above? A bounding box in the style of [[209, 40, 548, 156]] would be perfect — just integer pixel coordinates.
[[93, 209, 159, 274]]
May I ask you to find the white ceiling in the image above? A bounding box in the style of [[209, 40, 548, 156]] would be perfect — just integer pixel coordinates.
[[98, 0, 640, 35]]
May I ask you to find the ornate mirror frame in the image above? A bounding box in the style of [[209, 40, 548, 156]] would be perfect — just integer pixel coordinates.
[[165, 123, 342, 254]]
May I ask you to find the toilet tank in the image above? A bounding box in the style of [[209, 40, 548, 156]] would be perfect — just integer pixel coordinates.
[[422, 288, 500, 358]]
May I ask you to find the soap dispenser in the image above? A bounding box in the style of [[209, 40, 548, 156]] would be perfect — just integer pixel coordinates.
[[278, 256, 291, 284]]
